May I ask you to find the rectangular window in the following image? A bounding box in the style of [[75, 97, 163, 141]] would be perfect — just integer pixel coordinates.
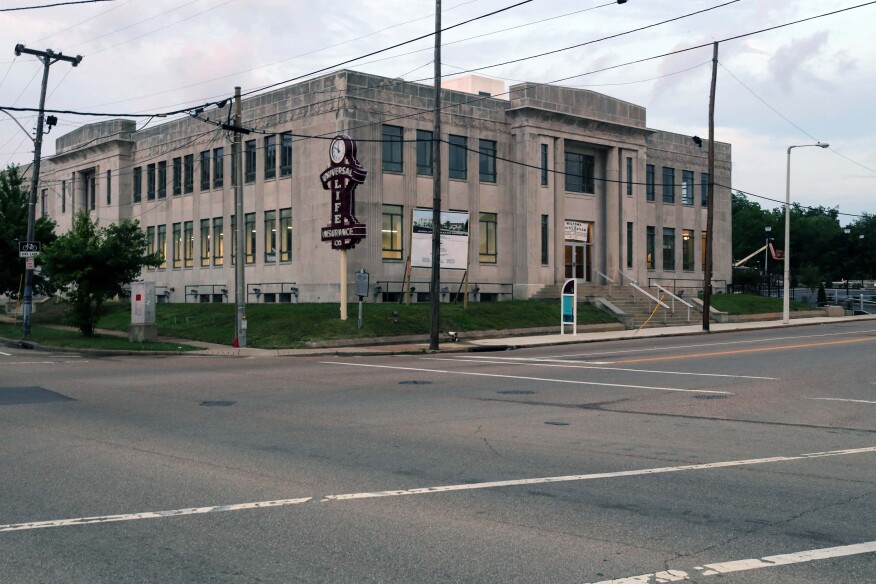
[[105, 170, 111, 206], [701, 173, 710, 207], [41, 189, 47, 217], [200, 151, 210, 190], [682, 170, 694, 205], [541, 214, 549, 265], [479, 212, 497, 263], [416, 129, 433, 175], [245, 212, 255, 264], [646, 164, 655, 201], [147, 163, 156, 200], [381, 204, 403, 260], [183, 220, 193, 268], [449, 134, 467, 179], [627, 222, 634, 268], [646, 226, 655, 269], [279, 208, 292, 261], [62, 179, 67, 212], [478, 139, 497, 183], [662, 166, 675, 204], [264, 135, 276, 180], [88, 173, 96, 210], [245, 140, 256, 183], [682, 229, 694, 271], [183, 154, 194, 193], [280, 132, 292, 177], [200, 219, 210, 267], [172, 157, 182, 196], [540, 144, 548, 186], [146, 226, 155, 271], [230, 215, 236, 266], [264, 210, 276, 262], [564, 151, 595, 193], [213, 147, 224, 189], [230, 142, 237, 186], [662, 227, 676, 271], [702, 230, 708, 270], [157, 225, 166, 269], [213, 217, 223, 266], [172, 222, 182, 269], [157, 161, 167, 199], [382, 125, 403, 172], [626, 157, 633, 196]]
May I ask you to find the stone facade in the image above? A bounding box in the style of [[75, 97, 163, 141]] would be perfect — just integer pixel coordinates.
[[39, 69, 732, 304]]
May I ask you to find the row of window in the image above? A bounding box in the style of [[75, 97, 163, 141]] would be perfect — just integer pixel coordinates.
[[381, 125, 497, 183], [645, 225, 708, 272], [145, 209, 293, 270], [132, 134, 294, 203], [381, 205, 498, 264], [645, 165, 710, 206]]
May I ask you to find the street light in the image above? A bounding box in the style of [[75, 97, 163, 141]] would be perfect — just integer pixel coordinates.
[[783, 142, 829, 324], [764, 225, 772, 296]]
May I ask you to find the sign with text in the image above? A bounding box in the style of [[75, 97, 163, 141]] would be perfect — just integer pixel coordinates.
[[564, 221, 589, 243], [411, 209, 469, 270], [19, 241, 41, 258], [320, 134, 367, 250]]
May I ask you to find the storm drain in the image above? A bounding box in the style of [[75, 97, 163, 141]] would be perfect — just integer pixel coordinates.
[[200, 400, 236, 407], [0, 387, 73, 406], [497, 390, 536, 395], [694, 395, 729, 400], [399, 380, 432, 385]]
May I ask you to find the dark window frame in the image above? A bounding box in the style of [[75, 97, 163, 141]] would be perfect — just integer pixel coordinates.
[[662, 166, 675, 204], [264, 135, 277, 180], [540, 144, 548, 186], [382, 125, 403, 172], [478, 139, 497, 183], [646, 164, 655, 201], [183, 154, 194, 193], [662, 227, 676, 271], [172, 157, 182, 196], [199, 151, 210, 191], [416, 129, 433, 176], [244, 140, 256, 183], [479, 211, 497, 264], [564, 151, 595, 194], [449, 135, 467, 180], [280, 133, 292, 177], [382, 204, 404, 260]]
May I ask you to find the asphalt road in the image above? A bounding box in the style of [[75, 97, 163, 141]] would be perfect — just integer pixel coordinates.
[[1, 321, 875, 583]]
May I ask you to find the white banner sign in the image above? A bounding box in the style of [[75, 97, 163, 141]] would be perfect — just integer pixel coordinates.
[[411, 209, 470, 270], [564, 220, 589, 242]]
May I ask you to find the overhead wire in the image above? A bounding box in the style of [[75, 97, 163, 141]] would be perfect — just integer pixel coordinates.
[[0, 0, 115, 12]]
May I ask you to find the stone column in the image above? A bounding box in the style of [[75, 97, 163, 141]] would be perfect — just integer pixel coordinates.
[[604, 146, 621, 279]]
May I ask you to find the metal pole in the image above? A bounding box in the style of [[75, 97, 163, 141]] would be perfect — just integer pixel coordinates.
[[340, 249, 348, 320], [702, 41, 718, 332], [234, 87, 247, 347], [429, 0, 442, 350], [14, 44, 81, 339], [782, 146, 792, 324]]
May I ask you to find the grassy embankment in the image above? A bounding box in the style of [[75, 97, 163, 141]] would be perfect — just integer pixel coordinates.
[[707, 293, 814, 315]]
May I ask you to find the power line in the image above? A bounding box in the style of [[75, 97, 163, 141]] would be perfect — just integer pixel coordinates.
[[726, 185, 864, 219], [0, 0, 114, 12]]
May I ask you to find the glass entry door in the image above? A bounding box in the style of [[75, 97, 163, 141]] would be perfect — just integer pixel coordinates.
[[564, 242, 591, 282]]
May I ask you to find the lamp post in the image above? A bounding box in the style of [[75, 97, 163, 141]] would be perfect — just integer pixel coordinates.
[[783, 142, 829, 324], [844, 227, 852, 296], [764, 225, 772, 296]]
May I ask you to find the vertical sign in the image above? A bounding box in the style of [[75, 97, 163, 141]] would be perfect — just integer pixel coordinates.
[[320, 134, 368, 249], [561, 278, 577, 335]]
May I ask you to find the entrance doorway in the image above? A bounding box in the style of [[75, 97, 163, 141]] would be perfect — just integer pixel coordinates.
[[564, 242, 592, 282]]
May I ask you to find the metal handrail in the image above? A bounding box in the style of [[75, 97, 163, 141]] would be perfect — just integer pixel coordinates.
[[654, 283, 692, 321], [616, 269, 636, 286], [596, 270, 614, 298], [630, 282, 670, 309]]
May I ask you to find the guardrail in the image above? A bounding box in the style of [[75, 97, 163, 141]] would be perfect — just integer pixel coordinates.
[[630, 282, 670, 310], [654, 283, 693, 321]]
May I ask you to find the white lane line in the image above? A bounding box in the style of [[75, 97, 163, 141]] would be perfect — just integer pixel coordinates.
[[555, 328, 876, 359], [437, 356, 777, 380], [0, 361, 60, 365], [325, 361, 731, 394], [0, 350, 12, 356], [805, 397, 876, 405], [2, 446, 874, 534], [588, 540, 876, 583]]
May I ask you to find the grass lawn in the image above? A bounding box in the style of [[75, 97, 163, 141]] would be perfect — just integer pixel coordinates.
[[707, 293, 814, 315], [0, 322, 200, 352]]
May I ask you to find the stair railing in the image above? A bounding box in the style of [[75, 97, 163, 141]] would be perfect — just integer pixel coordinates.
[[630, 282, 670, 312], [654, 283, 693, 322], [596, 270, 614, 298], [616, 269, 636, 286]]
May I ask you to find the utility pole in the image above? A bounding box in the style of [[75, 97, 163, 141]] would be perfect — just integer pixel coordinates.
[[702, 41, 718, 332], [14, 44, 82, 339], [429, 0, 442, 351], [233, 87, 247, 347]]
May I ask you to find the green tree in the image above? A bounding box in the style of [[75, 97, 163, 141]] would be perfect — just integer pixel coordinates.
[[39, 210, 160, 336], [798, 263, 822, 291], [0, 165, 57, 296]]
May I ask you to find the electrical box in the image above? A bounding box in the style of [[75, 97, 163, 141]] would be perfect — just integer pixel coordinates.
[[131, 281, 156, 325]]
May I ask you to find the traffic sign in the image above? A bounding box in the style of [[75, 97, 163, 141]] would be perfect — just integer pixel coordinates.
[[19, 241, 41, 258]]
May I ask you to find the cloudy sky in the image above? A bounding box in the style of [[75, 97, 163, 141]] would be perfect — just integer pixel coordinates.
[[1, 0, 873, 224]]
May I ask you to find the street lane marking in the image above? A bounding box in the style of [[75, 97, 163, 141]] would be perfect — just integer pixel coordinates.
[[555, 328, 876, 359], [2, 446, 874, 533], [806, 397, 876, 405], [0, 350, 12, 356], [588, 540, 876, 583], [325, 361, 731, 394], [614, 337, 876, 364], [436, 356, 777, 380]]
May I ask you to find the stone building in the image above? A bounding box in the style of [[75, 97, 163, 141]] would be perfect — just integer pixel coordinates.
[[39, 70, 732, 304]]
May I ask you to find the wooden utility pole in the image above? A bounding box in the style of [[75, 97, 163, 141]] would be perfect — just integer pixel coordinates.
[[13, 44, 81, 339], [429, 0, 442, 350], [233, 87, 247, 347], [703, 41, 718, 332]]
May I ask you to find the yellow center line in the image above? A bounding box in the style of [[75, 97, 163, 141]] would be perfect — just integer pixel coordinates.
[[615, 337, 876, 364]]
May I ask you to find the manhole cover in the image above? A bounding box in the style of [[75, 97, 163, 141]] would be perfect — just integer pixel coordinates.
[[399, 380, 432, 385], [545, 420, 570, 426], [0, 387, 73, 406], [694, 395, 728, 400], [497, 390, 536, 395], [200, 400, 236, 407]]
